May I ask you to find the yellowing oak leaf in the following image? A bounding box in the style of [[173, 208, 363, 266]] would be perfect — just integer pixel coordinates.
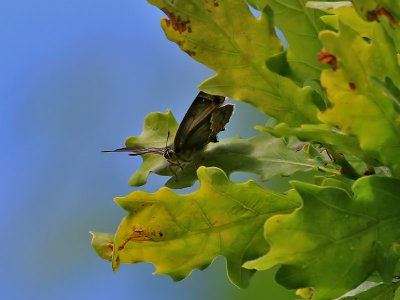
[[147, 0, 321, 125], [108, 167, 300, 287]]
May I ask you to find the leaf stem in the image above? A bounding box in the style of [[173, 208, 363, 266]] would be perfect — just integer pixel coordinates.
[[325, 147, 361, 179]]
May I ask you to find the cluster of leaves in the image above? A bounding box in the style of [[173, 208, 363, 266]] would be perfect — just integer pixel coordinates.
[[91, 1, 400, 299]]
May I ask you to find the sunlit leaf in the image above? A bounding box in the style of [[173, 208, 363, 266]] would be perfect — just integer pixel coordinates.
[[110, 167, 300, 287], [93, 2, 400, 298], [147, 0, 321, 125], [317, 7, 400, 176], [90, 231, 114, 261], [121, 110, 178, 186]]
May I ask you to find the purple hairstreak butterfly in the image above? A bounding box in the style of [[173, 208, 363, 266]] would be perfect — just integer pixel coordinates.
[[103, 91, 234, 164]]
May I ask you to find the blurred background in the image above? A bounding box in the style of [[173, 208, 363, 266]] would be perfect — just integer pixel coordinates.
[[1, 1, 294, 299]]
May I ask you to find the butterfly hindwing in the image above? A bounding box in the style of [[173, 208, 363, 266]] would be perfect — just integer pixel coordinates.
[[180, 103, 234, 152], [174, 114, 216, 160], [173, 91, 226, 154], [210, 104, 234, 140]]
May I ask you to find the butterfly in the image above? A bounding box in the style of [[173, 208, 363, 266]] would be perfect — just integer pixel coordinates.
[[104, 91, 234, 164]]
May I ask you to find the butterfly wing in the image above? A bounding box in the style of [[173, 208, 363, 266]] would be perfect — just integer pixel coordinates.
[[174, 91, 226, 155], [103, 92, 232, 162], [181, 103, 234, 148], [209, 104, 234, 142], [173, 115, 216, 160]]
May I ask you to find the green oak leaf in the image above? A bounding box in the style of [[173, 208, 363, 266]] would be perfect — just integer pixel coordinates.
[[116, 110, 333, 189], [318, 5, 374, 37], [258, 122, 383, 179], [380, 17, 400, 57], [317, 176, 353, 194], [258, 123, 374, 164], [244, 176, 400, 300], [338, 280, 400, 299], [317, 8, 400, 176], [90, 232, 114, 261], [165, 132, 335, 189], [123, 110, 178, 186], [109, 167, 300, 287], [264, 0, 328, 82], [147, 0, 321, 125]]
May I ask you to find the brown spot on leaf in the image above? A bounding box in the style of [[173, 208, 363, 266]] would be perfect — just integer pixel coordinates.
[[349, 82, 356, 90], [317, 50, 337, 71], [161, 9, 192, 34], [117, 227, 155, 251], [214, 1, 219, 7], [106, 243, 114, 251], [118, 236, 134, 251], [367, 7, 398, 25]]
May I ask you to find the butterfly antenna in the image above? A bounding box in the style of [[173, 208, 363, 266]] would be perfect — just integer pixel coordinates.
[[166, 131, 170, 148]]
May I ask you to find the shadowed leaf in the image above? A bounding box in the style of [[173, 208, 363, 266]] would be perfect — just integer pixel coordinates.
[[110, 111, 332, 189], [338, 280, 400, 299], [244, 176, 400, 299]]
